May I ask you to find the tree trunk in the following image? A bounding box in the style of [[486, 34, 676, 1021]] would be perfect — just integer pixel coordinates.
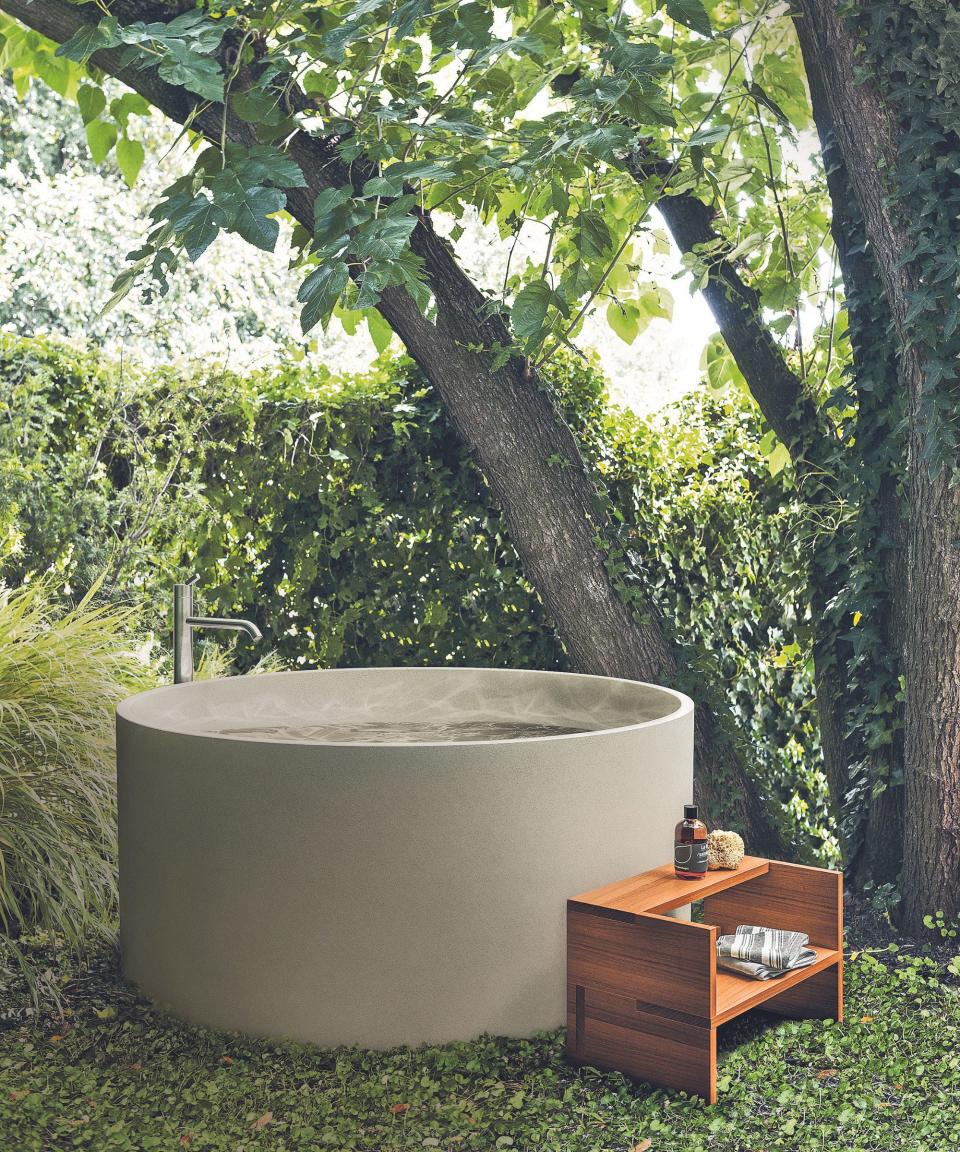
[[793, 17, 907, 887], [0, 0, 786, 853], [794, 0, 960, 928]]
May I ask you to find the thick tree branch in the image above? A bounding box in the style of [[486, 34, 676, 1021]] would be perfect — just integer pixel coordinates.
[[626, 152, 830, 461]]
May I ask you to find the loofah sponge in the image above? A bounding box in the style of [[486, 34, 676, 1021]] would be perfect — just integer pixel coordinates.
[[707, 829, 745, 871]]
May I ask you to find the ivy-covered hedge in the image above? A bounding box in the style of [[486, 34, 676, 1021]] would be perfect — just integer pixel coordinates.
[[0, 334, 829, 857]]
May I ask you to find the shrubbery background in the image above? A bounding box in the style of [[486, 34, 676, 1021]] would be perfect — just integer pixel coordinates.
[[0, 333, 831, 860]]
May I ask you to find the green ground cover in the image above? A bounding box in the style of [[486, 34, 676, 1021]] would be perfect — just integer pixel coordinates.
[[1, 935, 957, 1152]]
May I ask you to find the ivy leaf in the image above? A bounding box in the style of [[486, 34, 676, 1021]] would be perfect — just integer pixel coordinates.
[[116, 137, 146, 188], [85, 119, 117, 165], [299, 261, 351, 332], [665, 0, 712, 37], [76, 83, 106, 125], [211, 172, 285, 251], [55, 16, 121, 63], [511, 281, 554, 339], [157, 40, 224, 102]]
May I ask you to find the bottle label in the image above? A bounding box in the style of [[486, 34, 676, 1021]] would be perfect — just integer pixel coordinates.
[[674, 841, 708, 873]]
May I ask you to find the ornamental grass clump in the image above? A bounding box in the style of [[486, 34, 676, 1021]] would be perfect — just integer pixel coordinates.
[[0, 579, 151, 951]]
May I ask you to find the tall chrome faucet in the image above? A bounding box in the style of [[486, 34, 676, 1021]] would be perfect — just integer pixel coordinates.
[[173, 579, 263, 684]]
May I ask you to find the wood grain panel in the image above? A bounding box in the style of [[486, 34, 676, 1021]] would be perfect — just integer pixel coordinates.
[[567, 985, 716, 1103], [570, 856, 769, 917], [701, 861, 842, 949], [567, 905, 715, 1020]]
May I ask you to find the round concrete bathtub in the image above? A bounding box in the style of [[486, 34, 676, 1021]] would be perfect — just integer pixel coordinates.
[[117, 667, 693, 1048]]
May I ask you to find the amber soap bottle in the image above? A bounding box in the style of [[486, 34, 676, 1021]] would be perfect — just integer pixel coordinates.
[[674, 804, 708, 879]]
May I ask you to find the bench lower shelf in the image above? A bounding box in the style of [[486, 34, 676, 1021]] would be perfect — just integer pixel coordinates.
[[715, 945, 840, 1023]]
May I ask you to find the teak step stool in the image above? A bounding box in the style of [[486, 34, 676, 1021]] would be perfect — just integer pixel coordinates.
[[566, 857, 843, 1102]]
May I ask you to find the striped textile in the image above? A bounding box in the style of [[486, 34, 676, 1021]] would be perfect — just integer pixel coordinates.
[[716, 924, 817, 981]]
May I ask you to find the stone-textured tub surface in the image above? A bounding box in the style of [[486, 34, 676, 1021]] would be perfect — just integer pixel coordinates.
[[117, 667, 693, 1048]]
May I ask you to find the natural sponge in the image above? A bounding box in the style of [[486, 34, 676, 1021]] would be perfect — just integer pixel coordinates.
[[707, 829, 745, 871]]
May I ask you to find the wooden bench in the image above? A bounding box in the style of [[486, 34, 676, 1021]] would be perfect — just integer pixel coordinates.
[[566, 856, 843, 1102]]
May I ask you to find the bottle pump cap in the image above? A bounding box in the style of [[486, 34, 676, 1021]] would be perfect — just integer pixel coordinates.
[[683, 804, 698, 820]]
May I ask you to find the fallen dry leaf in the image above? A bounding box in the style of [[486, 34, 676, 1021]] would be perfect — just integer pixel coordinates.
[[817, 1069, 839, 1079], [389, 1103, 410, 1115], [129, 1063, 143, 1072], [222, 1055, 234, 1065], [634, 1140, 653, 1151], [252, 1112, 273, 1130], [8, 1090, 28, 1101], [860, 1015, 874, 1023], [179, 1134, 193, 1148], [49, 1035, 63, 1044]]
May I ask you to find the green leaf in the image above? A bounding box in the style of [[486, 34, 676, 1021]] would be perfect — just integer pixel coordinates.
[[116, 137, 145, 188], [511, 281, 553, 339], [637, 284, 673, 323], [748, 81, 794, 134], [299, 261, 351, 332], [157, 41, 224, 102], [766, 442, 791, 477], [55, 17, 121, 63], [110, 92, 151, 129], [76, 83, 106, 125], [665, 0, 712, 37], [122, 10, 231, 54], [351, 213, 418, 262], [167, 193, 225, 261], [211, 172, 285, 252], [688, 124, 729, 147], [231, 87, 286, 126], [224, 144, 307, 189], [366, 308, 394, 353], [606, 300, 641, 344], [85, 119, 117, 166], [362, 159, 453, 198]]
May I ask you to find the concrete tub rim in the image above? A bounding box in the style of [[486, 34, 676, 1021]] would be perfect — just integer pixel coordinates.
[[116, 666, 694, 748]]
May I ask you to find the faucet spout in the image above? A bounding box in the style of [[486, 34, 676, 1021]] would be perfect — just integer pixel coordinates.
[[186, 616, 263, 642], [173, 582, 263, 683]]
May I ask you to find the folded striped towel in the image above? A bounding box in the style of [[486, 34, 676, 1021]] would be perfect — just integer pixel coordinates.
[[716, 924, 817, 981]]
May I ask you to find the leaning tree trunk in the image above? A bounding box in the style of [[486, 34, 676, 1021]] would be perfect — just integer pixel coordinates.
[[0, 0, 786, 854], [631, 158, 856, 866], [795, 0, 960, 929]]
